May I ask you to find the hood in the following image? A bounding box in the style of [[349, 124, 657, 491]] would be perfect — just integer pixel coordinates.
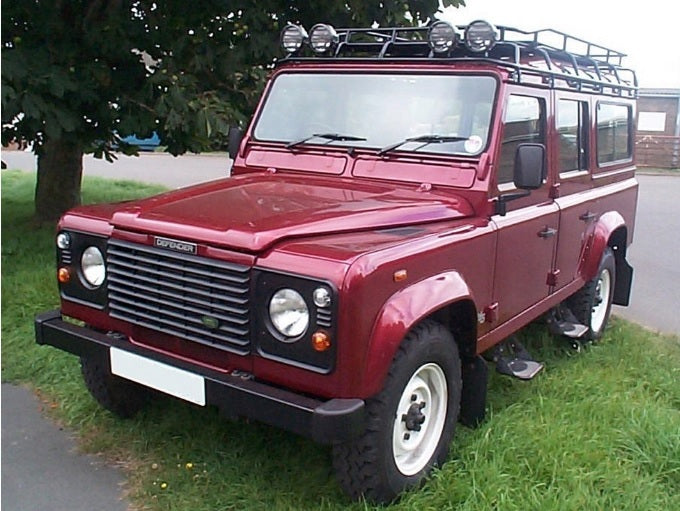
[[108, 173, 474, 252]]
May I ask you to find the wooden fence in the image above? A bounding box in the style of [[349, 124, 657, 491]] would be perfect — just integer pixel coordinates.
[[635, 135, 680, 169]]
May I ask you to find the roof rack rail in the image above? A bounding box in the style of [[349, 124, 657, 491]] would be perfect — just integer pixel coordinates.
[[279, 23, 637, 98]]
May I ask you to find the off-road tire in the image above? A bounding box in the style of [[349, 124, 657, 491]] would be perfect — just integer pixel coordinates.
[[332, 320, 461, 503], [568, 247, 616, 341], [80, 352, 151, 418]]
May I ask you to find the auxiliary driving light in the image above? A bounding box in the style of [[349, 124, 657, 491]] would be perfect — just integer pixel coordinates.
[[56, 232, 71, 249], [309, 24, 339, 54], [464, 20, 499, 53], [428, 21, 457, 54], [313, 287, 331, 308], [281, 24, 307, 54]]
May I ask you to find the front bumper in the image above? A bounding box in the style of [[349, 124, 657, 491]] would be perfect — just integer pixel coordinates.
[[35, 310, 365, 444]]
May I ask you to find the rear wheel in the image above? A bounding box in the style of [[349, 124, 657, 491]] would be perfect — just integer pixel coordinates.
[[568, 248, 616, 341], [332, 321, 461, 503], [81, 351, 151, 418]]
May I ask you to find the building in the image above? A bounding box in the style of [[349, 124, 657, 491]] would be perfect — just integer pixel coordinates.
[[636, 88, 680, 169]]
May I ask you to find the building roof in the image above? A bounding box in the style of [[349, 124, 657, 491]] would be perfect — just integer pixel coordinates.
[[639, 88, 680, 98]]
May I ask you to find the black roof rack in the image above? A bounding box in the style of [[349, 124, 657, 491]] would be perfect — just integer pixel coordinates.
[[280, 23, 637, 98]]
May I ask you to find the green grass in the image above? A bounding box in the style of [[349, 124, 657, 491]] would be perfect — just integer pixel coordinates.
[[2, 170, 679, 510]]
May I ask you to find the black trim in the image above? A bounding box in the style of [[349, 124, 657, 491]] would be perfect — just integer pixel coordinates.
[[252, 269, 338, 373], [35, 310, 365, 444], [58, 231, 108, 309]]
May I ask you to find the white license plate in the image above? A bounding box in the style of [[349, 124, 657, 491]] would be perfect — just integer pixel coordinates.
[[110, 347, 206, 406]]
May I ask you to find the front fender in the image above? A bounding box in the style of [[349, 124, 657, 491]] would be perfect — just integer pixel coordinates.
[[580, 211, 626, 282], [361, 271, 473, 397]]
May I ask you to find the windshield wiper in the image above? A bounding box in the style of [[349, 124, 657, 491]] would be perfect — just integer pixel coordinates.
[[286, 133, 367, 150], [377, 134, 469, 156]]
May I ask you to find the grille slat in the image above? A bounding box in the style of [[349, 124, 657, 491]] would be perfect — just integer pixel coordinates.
[[107, 239, 251, 354], [107, 281, 247, 316], [109, 292, 249, 335], [107, 248, 249, 285], [108, 285, 249, 324], [107, 257, 248, 295]]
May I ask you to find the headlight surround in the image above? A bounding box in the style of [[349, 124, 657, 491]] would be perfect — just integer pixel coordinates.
[[269, 288, 310, 339], [81, 246, 106, 287]]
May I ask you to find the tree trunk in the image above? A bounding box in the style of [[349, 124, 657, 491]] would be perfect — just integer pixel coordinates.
[[35, 138, 84, 222]]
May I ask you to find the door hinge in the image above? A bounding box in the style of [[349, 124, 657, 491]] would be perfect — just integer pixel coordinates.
[[547, 269, 560, 287]]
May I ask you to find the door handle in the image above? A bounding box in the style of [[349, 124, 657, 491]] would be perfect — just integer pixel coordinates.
[[538, 227, 557, 239], [579, 211, 597, 222]]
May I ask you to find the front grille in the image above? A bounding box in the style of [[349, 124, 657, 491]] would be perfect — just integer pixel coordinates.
[[106, 239, 251, 354]]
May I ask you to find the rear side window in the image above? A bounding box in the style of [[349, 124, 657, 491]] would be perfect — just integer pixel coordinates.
[[557, 99, 589, 173], [498, 95, 546, 185], [597, 103, 632, 164]]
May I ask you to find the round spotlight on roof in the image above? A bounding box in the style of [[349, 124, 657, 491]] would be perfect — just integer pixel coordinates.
[[428, 21, 458, 55], [281, 24, 307, 54], [464, 20, 499, 53], [309, 24, 339, 54]]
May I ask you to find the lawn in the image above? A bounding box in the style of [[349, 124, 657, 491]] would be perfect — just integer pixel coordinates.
[[2, 170, 679, 510]]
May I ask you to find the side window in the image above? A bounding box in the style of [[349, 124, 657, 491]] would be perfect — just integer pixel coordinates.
[[597, 103, 632, 164], [557, 99, 589, 174], [498, 95, 546, 185]]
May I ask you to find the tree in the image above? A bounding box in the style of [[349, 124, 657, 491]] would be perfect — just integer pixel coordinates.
[[2, 0, 462, 222]]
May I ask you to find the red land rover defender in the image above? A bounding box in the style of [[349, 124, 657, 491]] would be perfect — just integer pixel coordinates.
[[36, 21, 638, 502]]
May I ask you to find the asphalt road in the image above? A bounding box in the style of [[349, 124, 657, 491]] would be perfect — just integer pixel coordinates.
[[1, 151, 678, 511], [1, 385, 128, 511], [613, 174, 680, 334], [1, 150, 231, 188]]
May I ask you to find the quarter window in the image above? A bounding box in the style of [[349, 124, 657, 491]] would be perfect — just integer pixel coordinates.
[[557, 99, 589, 173], [498, 95, 546, 185], [597, 103, 632, 164]]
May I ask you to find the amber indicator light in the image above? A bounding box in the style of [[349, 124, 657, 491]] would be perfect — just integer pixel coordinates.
[[311, 331, 331, 352], [393, 269, 408, 282], [58, 267, 71, 283]]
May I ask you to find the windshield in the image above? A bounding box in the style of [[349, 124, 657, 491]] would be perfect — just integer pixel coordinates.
[[253, 73, 497, 156]]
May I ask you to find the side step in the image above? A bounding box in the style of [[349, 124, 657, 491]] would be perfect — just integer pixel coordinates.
[[492, 337, 544, 380], [547, 304, 589, 339]]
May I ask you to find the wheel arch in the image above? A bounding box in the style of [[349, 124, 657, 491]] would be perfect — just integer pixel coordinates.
[[361, 271, 478, 398], [580, 211, 633, 306]]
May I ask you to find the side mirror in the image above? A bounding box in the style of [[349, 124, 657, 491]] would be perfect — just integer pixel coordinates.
[[513, 143, 546, 190], [227, 126, 243, 161]]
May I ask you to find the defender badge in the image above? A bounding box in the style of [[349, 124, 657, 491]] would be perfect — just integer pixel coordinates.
[[153, 236, 197, 255]]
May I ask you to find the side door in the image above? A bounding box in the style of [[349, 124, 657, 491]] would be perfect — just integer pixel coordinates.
[[491, 90, 560, 325], [552, 95, 594, 290]]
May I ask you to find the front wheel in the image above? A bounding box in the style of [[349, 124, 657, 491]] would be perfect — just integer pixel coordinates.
[[332, 321, 461, 503], [81, 352, 151, 418], [568, 248, 616, 341]]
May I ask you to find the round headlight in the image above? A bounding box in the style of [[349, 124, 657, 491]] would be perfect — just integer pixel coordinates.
[[309, 24, 339, 54], [81, 246, 106, 287], [56, 232, 71, 249], [281, 24, 307, 54], [464, 20, 498, 53], [269, 288, 309, 338], [429, 21, 458, 55]]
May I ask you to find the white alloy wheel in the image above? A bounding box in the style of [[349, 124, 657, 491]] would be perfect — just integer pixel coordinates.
[[591, 268, 612, 333], [392, 362, 448, 476]]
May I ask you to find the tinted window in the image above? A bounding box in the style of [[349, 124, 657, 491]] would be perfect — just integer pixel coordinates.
[[597, 103, 631, 164], [498, 95, 545, 185], [557, 99, 588, 173]]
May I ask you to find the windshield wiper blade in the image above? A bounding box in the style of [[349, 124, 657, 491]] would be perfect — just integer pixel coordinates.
[[286, 132, 367, 149], [377, 134, 468, 156]]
